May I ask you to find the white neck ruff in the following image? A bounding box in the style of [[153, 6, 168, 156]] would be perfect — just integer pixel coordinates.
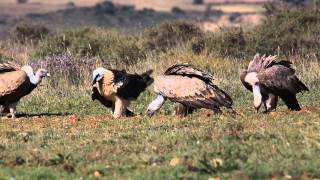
[[22, 67, 41, 85]]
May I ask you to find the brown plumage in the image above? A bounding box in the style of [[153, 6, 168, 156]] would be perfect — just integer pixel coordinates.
[[146, 64, 233, 117], [240, 54, 309, 112], [91, 67, 153, 118], [0, 61, 50, 118]]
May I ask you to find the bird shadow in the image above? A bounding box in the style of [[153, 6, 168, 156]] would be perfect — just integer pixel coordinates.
[[14, 112, 72, 118]]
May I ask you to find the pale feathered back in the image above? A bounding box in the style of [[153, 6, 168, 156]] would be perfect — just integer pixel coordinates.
[[247, 54, 277, 72], [164, 63, 215, 86]]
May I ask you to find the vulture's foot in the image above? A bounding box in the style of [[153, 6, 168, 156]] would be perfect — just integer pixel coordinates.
[[262, 108, 276, 114], [125, 109, 135, 117]]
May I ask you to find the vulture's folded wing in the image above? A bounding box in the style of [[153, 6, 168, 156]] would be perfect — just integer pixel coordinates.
[[0, 61, 21, 73], [115, 73, 150, 100], [154, 75, 232, 109], [0, 71, 27, 97], [164, 64, 215, 85], [258, 65, 308, 94]]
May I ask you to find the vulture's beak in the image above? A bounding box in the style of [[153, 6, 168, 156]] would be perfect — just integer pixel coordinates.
[[46, 73, 51, 77], [92, 75, 99, 86], [146, 109, 155, 117]]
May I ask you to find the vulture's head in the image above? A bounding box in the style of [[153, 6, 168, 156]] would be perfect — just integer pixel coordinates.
[[146, 95, 166, 117], [36, 69, 51, 78], [92, 67, 107, 85], [21, 66, 50, 84]]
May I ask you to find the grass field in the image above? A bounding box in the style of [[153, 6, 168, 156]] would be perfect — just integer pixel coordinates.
[[0, 51, 319, 179]]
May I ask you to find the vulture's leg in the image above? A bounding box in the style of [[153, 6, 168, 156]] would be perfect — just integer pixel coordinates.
[[111, 104, 115, 115], [0, 105, 4, 117], [146, 95, 166, 117], [174, 103, 195, 117], [113, 98, 126, 118], [8, 102, 17, 119], [173, 103, 187, 117], [265, 94, 278, 112]]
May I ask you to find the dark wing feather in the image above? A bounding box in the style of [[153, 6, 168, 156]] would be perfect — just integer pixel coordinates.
[[0, 61, 21, 73], [113, 69, 153, 100], [266, 60, 294, 71], [211, 85, 233, 108], [164, 64, 214, 85]]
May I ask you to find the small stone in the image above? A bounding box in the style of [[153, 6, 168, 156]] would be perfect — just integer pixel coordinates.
[[169, 157, 180, 166]]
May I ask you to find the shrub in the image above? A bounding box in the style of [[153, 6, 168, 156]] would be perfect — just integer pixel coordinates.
[[193, 6, 320, 59], [34, 28, 145, 65], [143, 21, 203, 52], [11, 22, 49, 44], [193, 0, 204, 5], [94, 1, 117, 15], [253, 8, 320, 56], [31, 54, 97, 86], [171, 7, 185, 14], [201, 27, 254, 58], [16, 0, 27, 4]]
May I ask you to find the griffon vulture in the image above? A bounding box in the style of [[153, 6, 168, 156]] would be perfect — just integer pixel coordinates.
[[91, 67, 153, 118], [0, 61, 50, 118], [240, 54, 309, 112], [146, 64, 234, 117]]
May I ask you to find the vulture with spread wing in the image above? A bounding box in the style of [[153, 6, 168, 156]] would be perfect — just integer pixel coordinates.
[[146, 64, 234, 117], [240, 54, 309, 112], [0, 61, 50, 118], [91, 67, 153, 118]]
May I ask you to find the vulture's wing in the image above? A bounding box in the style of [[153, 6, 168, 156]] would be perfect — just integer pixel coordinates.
[[0, 70, 27, 97], [0, 61, 21, 73], [113, 69, 153, 100], [154, 75, 233, 109], [258, 62, 308, 94], [164, 64, 215, 85]]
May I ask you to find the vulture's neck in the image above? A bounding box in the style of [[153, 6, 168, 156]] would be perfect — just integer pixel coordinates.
[[26, 71, 42, 85]]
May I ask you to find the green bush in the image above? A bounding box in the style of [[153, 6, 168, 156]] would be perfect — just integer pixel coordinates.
[[143, 20, 203, 52], [253, 8, 320, 57], [34, 27, 145, 65], [192, 7, 320, 59], [11, 22, 49, 43], [200, 27, 254, 58]]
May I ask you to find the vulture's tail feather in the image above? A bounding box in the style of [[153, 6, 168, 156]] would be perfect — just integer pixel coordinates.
[[280, 93, 301, 111], [295, 78, 309, 93]]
